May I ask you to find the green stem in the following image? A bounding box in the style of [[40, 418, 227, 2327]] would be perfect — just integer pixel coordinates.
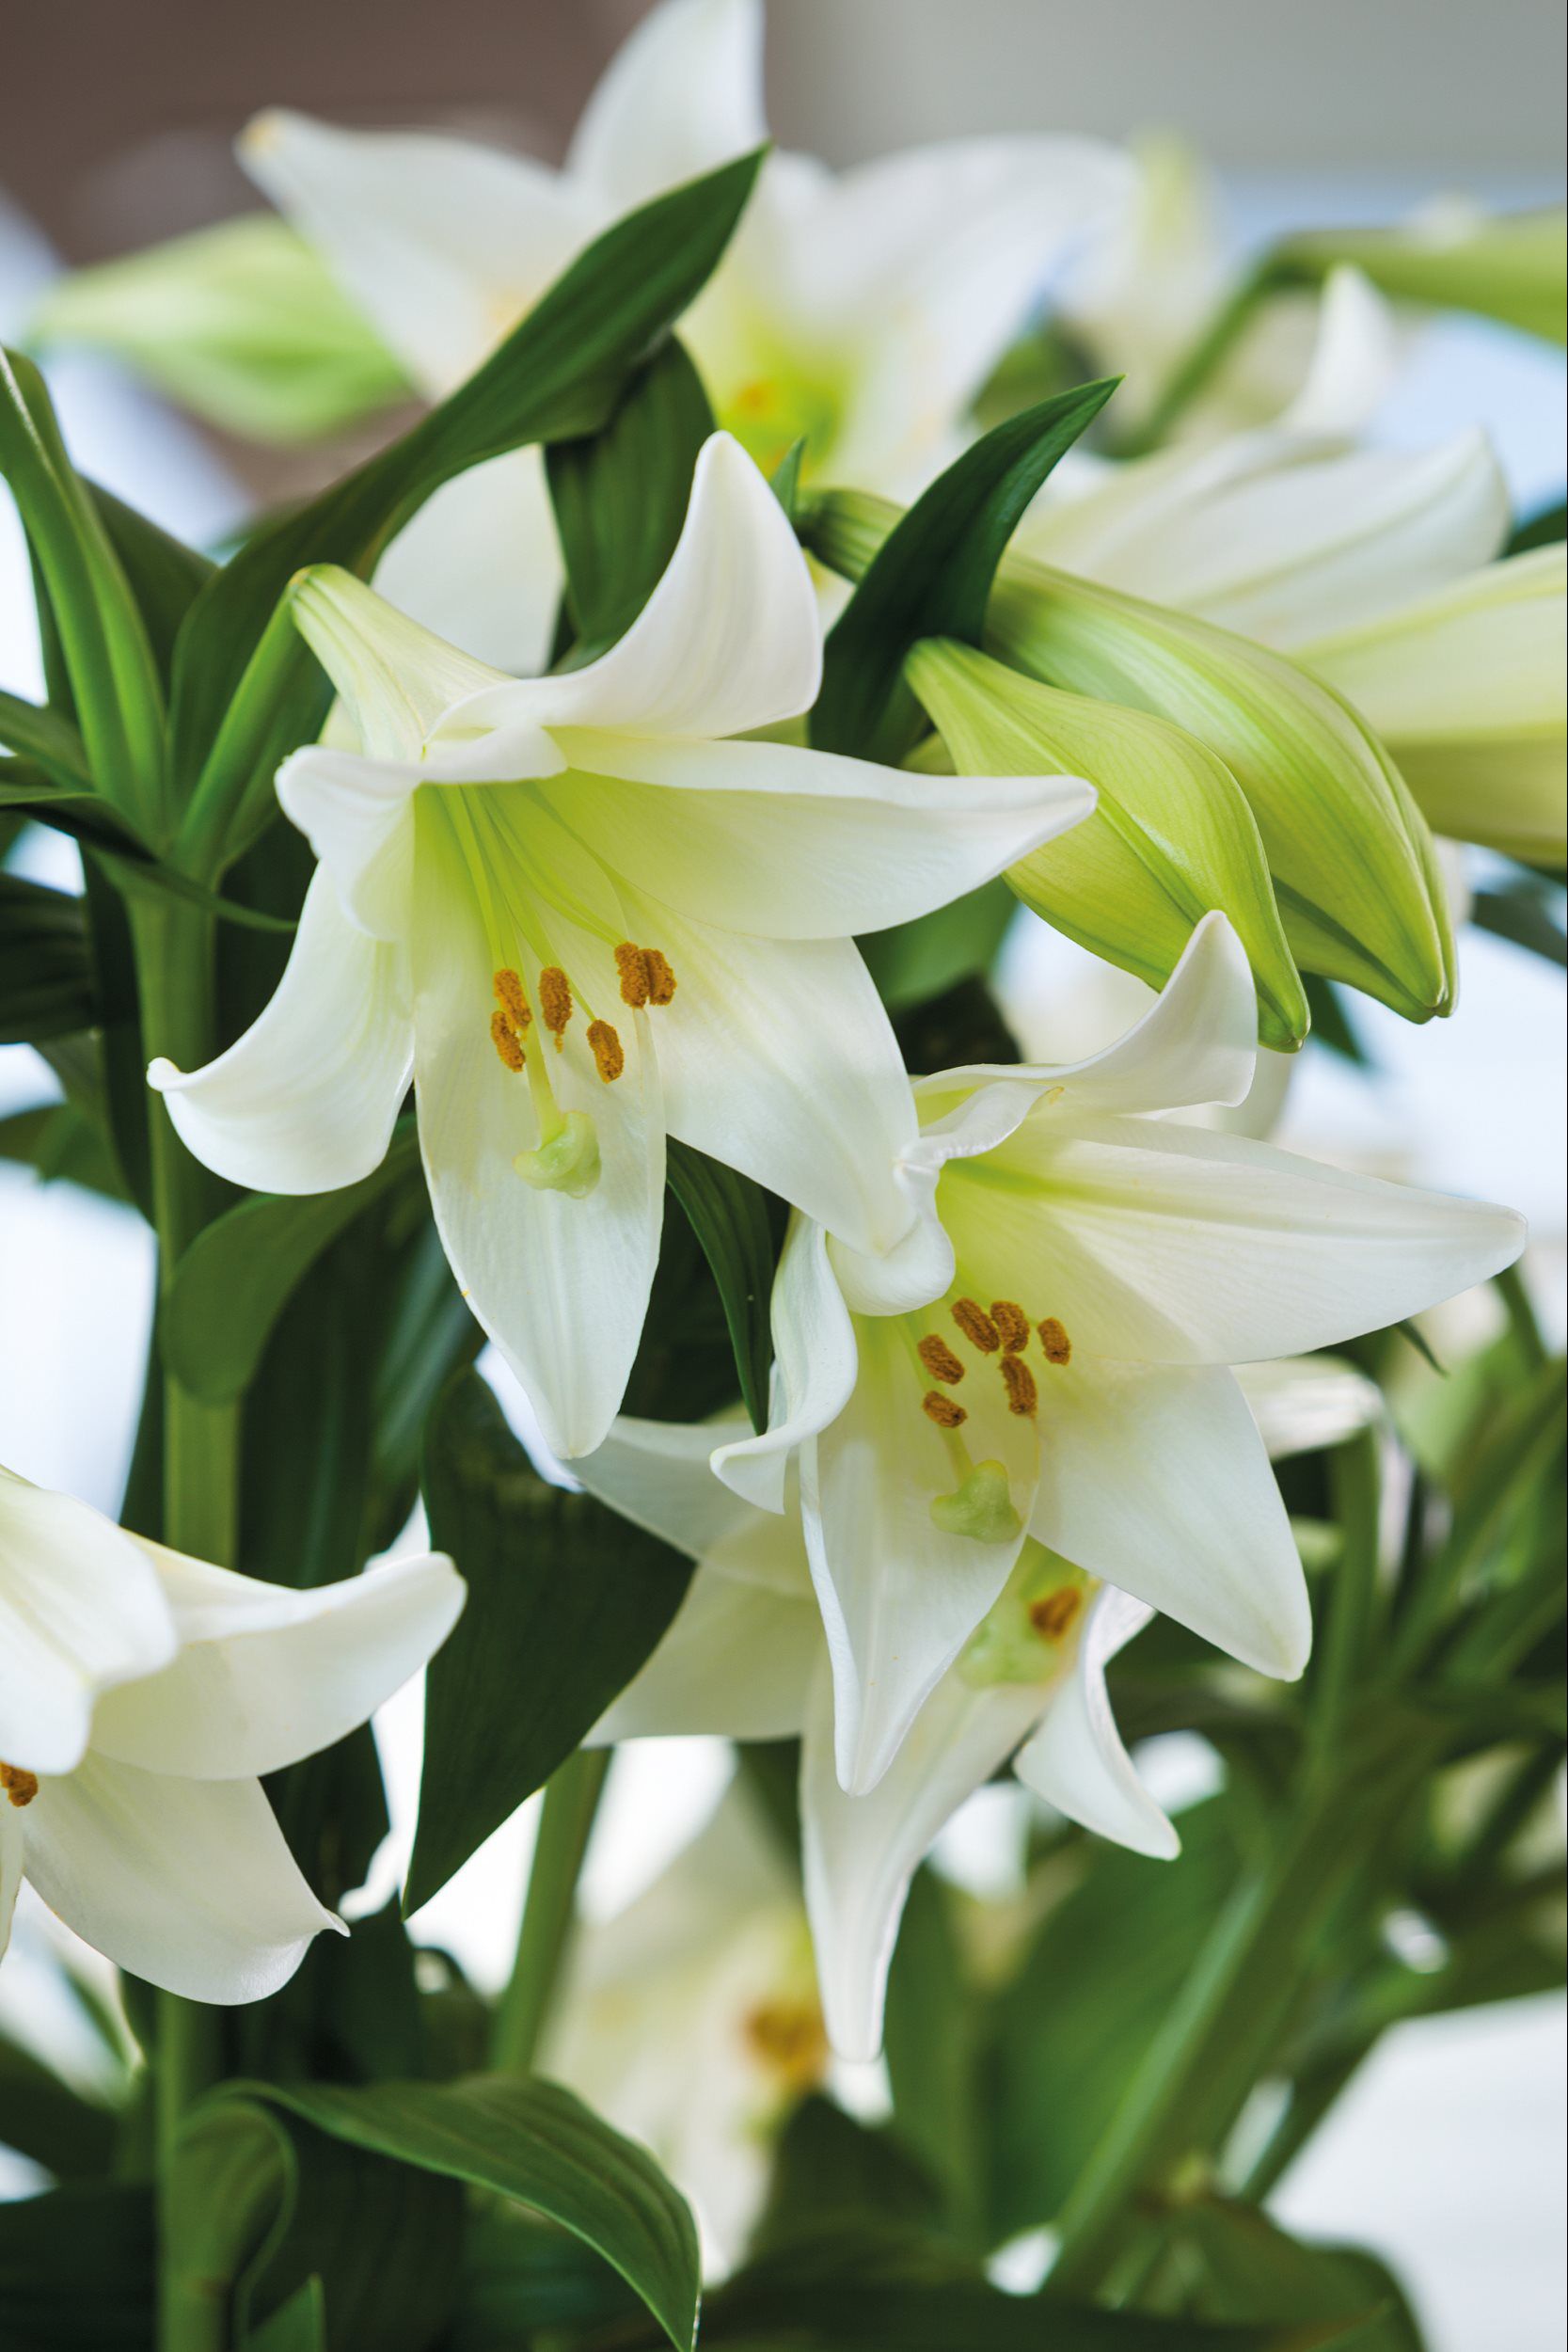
[[1310, 1432, 1382, 1763], [491, 1749, 611, 2074], [128, 894, 242, 2352]]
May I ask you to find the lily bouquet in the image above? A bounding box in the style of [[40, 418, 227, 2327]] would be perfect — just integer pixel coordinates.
[[1, 2, 1563, 2345]]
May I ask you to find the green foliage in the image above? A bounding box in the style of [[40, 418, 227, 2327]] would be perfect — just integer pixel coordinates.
[[406, 1370, 692, 1912]]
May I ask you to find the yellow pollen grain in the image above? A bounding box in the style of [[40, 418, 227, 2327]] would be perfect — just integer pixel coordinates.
[[489, 1009, 526, 1073], [990, 1300, 1030, 1354], [1, 1762, 40, 1807], [1029, 1587, 1082, 1642], [587, 1020, 625, 1083], [493, 967, 531, 1028], [917, 1334, 966, 1386], [614, 942, 651, 1008], [1001, 1355, 1038, 1418], [538, 966, 573, 1048], [1038, 1317, 1072, 1366], [951, 1298, 1001, 1354], [643, 947, 677, 1006], [922, 1390, 968, 1428]]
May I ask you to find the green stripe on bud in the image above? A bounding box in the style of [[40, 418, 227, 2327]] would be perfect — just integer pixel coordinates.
[[908, 638, 1309, 1051]]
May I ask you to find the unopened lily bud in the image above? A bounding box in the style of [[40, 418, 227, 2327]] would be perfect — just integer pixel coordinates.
[[986, 553, 1457, 1023], [908, 638, 1309, 1050], [1275, 202, 1566, 345], [1300, 547, 1567, 866], [29, 215, 408, 443]]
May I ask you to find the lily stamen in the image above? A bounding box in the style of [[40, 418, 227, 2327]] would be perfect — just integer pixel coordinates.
[[922, 1390, 968, 1428], [1, 1763, 39, 1807], [587, 1021, 626, 1084], [951, 1298, 1001, 1354], [1001, 1356, 1038, 1417], [1038, 1317, 1072, 1365], [1029, 1587, 1083, 1642], [538, 966, 574, 1051], [916, 1334, 966, 1385], [990, 1300, 1030, 1353], [489, 1009, 527, 1073]]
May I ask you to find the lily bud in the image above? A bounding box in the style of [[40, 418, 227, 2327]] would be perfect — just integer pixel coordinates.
[[986, 552, 1457, 1022], [1300, 547, 1567, 866], [30, 216, 408, 444], [1276, 203, 1566, 345], [907, 637, 1309, 1050]]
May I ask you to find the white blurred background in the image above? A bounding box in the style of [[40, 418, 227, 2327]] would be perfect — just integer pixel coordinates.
[[1, 5, 1564, 2342]]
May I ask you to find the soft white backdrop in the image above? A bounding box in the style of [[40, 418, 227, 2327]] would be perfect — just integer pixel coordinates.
[[1, 171, 1563, 2349]]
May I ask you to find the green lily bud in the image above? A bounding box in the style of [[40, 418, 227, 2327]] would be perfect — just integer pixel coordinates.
[[804, 488, 1456, 1021], [1276, 204, 1566, 345], [1300, 547, 1567, 866], [908, 638, 1309, 1050], [30, 216, 409, 444]]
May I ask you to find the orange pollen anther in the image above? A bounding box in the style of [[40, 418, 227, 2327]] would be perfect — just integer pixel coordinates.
[[538, 966, 573, 1048], [489, 1009, 526, 1073], [917, 1334, 966, 1385], [922, 1391, 968, 1429], [643, 948, 676, 1006], [742, 1997, 828, 2088], [1029, 1587, 1082, 1642], [951, 1298, 1001, 1354], [1001, 1355, 1038, 1417], [587, 1021, 625, 1083], [614, 943, 650, 1008], [1038, 1317, 1072, 1366], [990, 1300, 1030, 1353], [492, 967, 531, 1028], [1, 1763, 39, 1807]]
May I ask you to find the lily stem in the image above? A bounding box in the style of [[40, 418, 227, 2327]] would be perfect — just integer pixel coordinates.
[[129, 894, 241, 2352], [491, 1748, 611, 2074]]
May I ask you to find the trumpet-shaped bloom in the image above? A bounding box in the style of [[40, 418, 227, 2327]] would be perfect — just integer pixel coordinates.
[[0, 1467, 462, 2002], [149, 436, 1092, 1459], [705, 915, 1523, 1799], [574, 1346, 1382, 2060], [237, 0, 1129, 665]]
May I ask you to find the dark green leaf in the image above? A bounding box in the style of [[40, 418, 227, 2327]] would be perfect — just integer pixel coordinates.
[[247, 2277, 327, 2352], [806, 377, 1119, 762], [407, 1369, 692, 1911], [1303, 974, 1372, 1067], [168, 151, 764, 864], [163, 1121, 420, 1402], [0, 2032, 119, 2180], [0, 2182, 155, 2350], [170, 2093, 461, 2352], [751, 2096, 943, 2258], [1470, 884, 1568, 969], [87, 478, 214, 684], [242, 2073, 702, 2352], [883, 1869, 984, 2241], [859, 877, 1016, 1012], [546, 337, 713, 659], [0, 873, 93, 1044], [0, 1098, 129, 1199], [1506, 498, 1566, 556], [0, 688, 93, 791], [1162, 2200, 1428, 2351], [449, 2212, 646, 2349], [665, 1139, 778, 1432]]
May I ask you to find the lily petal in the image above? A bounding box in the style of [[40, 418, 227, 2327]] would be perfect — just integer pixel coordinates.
[[592, 1562, 817, 1743], [1237, 1355, 1384, 1459], [0, 1809, 21, 1964], [804, 1313, 1037, 1793], [800, 1655, 1041, 2059], [1029, 1360, 1309, 1677], [149, 870, 413, 1197], [1013, 1587, 1178, 1856], [24, 1754, 343, 2002], [88, 1549, 462, 1780], [451, 435, 822, 744], [370, 451, 563, 680], [566, 0, 766, 212], [714, 1218, 859, 1515], [241, 107, 593, 397], [574, 1414, 758, 1562], [410, 799, 663, 1459], [962, 1112, 1526, 1367], [0, 1471, 176, 1778]]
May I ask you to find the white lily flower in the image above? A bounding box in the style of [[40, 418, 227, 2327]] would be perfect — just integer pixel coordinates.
[[0, 1467, 462, 2002], [1016, 275, 1560, 860], [706, 914, 1524, 1801], [149, 435, 1092, 1459], [574, 1345, 1380, 2061], [546, 1779, 824, 2269], [239, 0, 1130, 667]]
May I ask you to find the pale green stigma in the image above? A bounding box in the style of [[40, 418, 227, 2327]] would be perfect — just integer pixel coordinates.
[[929, 1459, 1022, 1546], [515, 1111, 601, 1199]]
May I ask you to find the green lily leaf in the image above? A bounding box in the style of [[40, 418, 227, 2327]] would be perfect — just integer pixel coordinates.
[[666, 1138, 778, 1433], [0, 2183, 155, 2350], [236, 2074, 702, 2352], [807, 376, 1119, 764], [163, 1120, 422, 1403], [546, 335, 714, 660], [1275, 206, 1566, 344], [406, 1369, 692, 1913], [0, 873, 94, 1045]]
